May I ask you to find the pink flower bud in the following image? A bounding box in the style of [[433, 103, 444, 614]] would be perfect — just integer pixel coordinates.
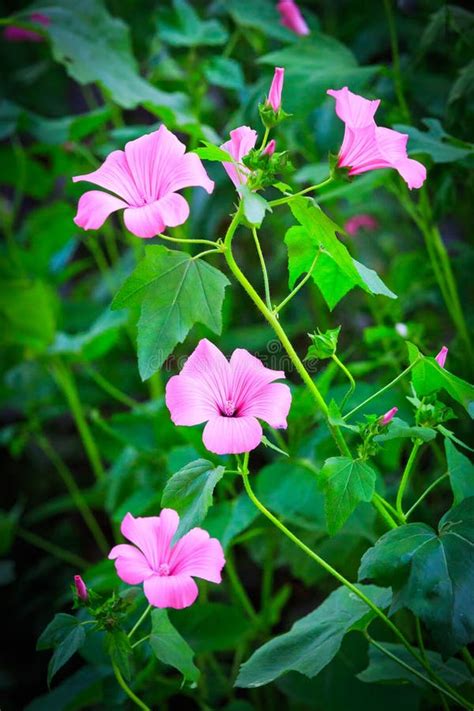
[[267, 67, 285, 112], [277, 0, 310, 36], [74, 575, 88, 602], [263, 139, 276, 156], [435, 346, 448, 368], [380, 407, 398, 426], [344, 214, 378, 236]]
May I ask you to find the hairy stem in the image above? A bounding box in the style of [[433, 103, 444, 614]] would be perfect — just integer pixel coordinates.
[[273, 250, 321, 315], [268, 176, 333, 207], [405, 472, 448, 519], [251, 227, 272, 309], [332, 353, 356, 410], [36, 433, 108, 554], [112, 661, 151, 711], [85, 365, 139, 409], [128, 604, 153, 639], [52, 360, 105, 481], [343, 358, 421, 421]]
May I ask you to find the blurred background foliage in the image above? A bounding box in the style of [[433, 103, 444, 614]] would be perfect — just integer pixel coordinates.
[[0, 0, 473, 709]]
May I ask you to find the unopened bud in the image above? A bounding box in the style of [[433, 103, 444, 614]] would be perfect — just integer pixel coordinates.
[[74, 575, 88, 602], [435, 346, 448, 368], [263, 139, 276, 156], [380, 407, 398, 426], [267, 67, 285, 112]]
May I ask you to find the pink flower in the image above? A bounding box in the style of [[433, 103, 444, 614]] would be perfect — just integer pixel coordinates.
[[267, 67, 285, 112], [109, 510, 225, 609], [380, 407, 398, 426], [277, 0, 310, 36], [74, 575, 88, 602], [435, 346, 448, 368], [73, 125, 214, 239], [165, 339, 292, 455], [220, 126, 258, 188], [344, 214, 378, 236], [327, 87, 426, 190], [263, 139, 276, 156], [4, 12, 49, 42]]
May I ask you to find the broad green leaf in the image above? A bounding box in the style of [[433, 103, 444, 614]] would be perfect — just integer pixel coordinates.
[[26, 106, 111, 145], [358, 498, 474, 655], [393, 119, 473, 163], [0, 146, 54, 199], [319, 457, 377, 535], [0, 277, 56, 352], [256, 460, 325, 531], [112, 247, 230, 380], [407, 342, 474, 417], [158, 0, 228, 47], [204, 57, 245, 90], [105, 630, 132, 681], [445, 440, 474, 504], [49, 309, 127, 361], [226, 0, 296, 42], [162, 459, 225, 537], [20, 202, 77, 278], [236, 584, 391, 687], [170, 603, 251, 653], [37, 614, 86, 686], [358, 642, 472, 688], [259, 34, 379, 115], [449, 59, 474, 104], [438, 424, 473, 452], [239, 185, 272, 227], [33, 0, 188, 119], [285, 198, 395, 309], [194, 142, 233, 163], [374, 417, 436, 443], [150, 609, 200, 684]]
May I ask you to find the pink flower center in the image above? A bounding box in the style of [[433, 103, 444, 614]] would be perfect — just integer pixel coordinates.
[[222, 399, 236, 417], [158, 563, 170, 576]]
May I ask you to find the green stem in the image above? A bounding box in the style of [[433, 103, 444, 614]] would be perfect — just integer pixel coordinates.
[[372, 493, 399, 529], [17, 526, 89, 569], [225, 551, 260, 624], [364, 632, 469, 708], [52, 360, 105, 481], [223, 207, 350, 458], [112, 661, 150, 711], [332, 353, 356, 410], [373, 492, 403, 522], [85, 365, 139, 409], [268, 176, 334, 207], [405, 472, 449, 519], [414, 616, 450, 710], [382, 0, 411, 122], [131, 634, 151, 650], [251, 227, 272, 310], [343, 358, 421, 421], [273, 250, 321, 315], [128, 604, 153, 639], [193, 248, 222, 261], [158, 232, 218, 248], [35, 433, 108, 554], [259, 127, 270, 151], [239, 459, 469, 703], [396, 440, 422, 519], [222, 27, 241, 58]]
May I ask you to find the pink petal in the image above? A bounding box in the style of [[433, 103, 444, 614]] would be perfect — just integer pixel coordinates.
[[277, 0, 310, 35], [339, 124, 380, 171], [73, 190, 127, 231], [143, 574, 198, 609], [120, 511, 179, 570], [73, 150, 141, 206], [4, 26, 44, 41], [166, 374, 220, 426], [203, 415, 263, 455], [164, 151, 215, 195], [177, 339, 232, 413], [122, 193, 190, 238], [435, 346, 448, 368], [123, 202, 166, 238], [239, 382, 292, 429], [108, 543, 153, 584], [169, 528, 225, 582], [395, 158, 427, 190], [221, 126, 258, 187], [328, 87, 380, 128], [123, 126, 186, 204], [229, 348, 286, 404]]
